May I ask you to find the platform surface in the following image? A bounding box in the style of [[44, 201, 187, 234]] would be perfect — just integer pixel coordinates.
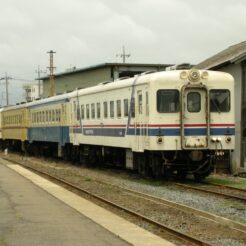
[[0, 162, 130, 246], [0, 159, 175, 246]]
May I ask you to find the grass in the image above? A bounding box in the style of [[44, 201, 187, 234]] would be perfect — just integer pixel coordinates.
[[207, 176, 246, 190]]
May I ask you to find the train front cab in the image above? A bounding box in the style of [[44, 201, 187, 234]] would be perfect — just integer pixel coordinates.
[[141, 70, 235, 180], [180, 70, 234, 179]]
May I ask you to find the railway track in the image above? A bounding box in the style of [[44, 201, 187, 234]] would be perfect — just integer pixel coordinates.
[[3, 157, 217, 246], [175, 182, 246, 203]]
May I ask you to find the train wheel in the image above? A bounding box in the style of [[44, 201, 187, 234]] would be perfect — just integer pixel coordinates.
[[137, 153, 150, 177], [149, 153, 162, 178]]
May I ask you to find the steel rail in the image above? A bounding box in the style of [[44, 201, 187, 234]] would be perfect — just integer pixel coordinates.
[[203, 182, 246, 193], [5, 158, 212, 246], [175, 183, 246, 203]]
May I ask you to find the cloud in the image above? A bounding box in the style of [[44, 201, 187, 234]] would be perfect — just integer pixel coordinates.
[[0, 0, 246, 104]]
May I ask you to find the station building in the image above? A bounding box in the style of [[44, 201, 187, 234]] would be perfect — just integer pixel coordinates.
[[40, 63, 172, 98], [195, 41, 246, 174]]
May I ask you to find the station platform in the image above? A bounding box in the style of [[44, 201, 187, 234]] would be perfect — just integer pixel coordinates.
[[0, 159, 174, 246]]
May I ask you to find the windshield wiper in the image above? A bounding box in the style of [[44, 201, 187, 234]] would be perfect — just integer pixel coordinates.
[[210, 98, 221, 113]]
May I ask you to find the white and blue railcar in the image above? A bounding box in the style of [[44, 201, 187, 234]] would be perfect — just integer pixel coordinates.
[[66, 69, 234, 179], [26, 94, 70, 156]]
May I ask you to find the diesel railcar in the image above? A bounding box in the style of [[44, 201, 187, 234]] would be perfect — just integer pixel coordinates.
[[0, 69, 235, 180], [66, 69, 234, 179]]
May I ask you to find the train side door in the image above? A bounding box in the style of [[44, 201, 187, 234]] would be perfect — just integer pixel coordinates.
[[181, 87, 209, 149], [135, 90, 145, 151]]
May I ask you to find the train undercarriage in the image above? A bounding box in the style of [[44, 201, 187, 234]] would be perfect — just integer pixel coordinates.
[[1, 139, 221, 181]]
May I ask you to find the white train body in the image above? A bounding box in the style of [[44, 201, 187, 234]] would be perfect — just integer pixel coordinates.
[[68, 70, 234, 152]]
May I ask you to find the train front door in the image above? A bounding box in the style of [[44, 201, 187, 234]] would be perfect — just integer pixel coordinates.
[[181, 87, 209, 149]]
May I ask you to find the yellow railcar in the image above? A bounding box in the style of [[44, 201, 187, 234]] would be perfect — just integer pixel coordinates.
[[2, 104, 29, 145]]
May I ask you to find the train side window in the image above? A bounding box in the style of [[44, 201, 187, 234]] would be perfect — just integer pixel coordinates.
[[124, 99, 128, 117], [86, 104, 90, 119], [103, 101, 108, 118], [77, 106, 80, 121], [110, 101, 114, 118], [73, 101, 76, 118], [91, 103, 95, 119], [49, 110, 52, 122], [138, 93, 142, 114], [157, 90, 179, 113], [187, 92, 201, 112], [131, 98, 135, 118], [97, 103, 100, 119], [56, 109, 59, 122], [210, 90, 230, 112], [81, 105, 85, 119], [52, 110, 55, 122], [116, 100, 121, 118], [146, 92, 149, 116]]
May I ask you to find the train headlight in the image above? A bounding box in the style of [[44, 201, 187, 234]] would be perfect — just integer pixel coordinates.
[[201, 71, 209, 79], [188, 69, 200, 82], [180, 71, 188, 80]]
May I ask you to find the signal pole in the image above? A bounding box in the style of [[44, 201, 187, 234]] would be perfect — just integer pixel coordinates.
[[35, 65, 46, 98], [47, 50, 56, 97], [116, 46, 131, 63]]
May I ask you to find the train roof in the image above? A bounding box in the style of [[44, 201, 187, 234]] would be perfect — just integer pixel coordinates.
[[71, 69, 234, 98], [1, 70, 234, 111]]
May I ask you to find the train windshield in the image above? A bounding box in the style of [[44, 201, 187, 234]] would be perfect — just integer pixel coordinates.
[[157, 90, 179, 113], [210, 89, 230, 112]]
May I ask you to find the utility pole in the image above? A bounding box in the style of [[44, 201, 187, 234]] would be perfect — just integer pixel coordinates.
[[35, 65, 46, 98], [0, 73, 12, 106], [116, 46, 131, 63], [47, 50, 56, 97]]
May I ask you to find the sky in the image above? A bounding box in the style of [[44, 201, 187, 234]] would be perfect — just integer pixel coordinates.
[[0, 0, 246, 105]]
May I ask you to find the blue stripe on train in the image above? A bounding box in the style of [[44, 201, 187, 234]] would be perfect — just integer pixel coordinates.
[[72, 127, 235, 137]]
